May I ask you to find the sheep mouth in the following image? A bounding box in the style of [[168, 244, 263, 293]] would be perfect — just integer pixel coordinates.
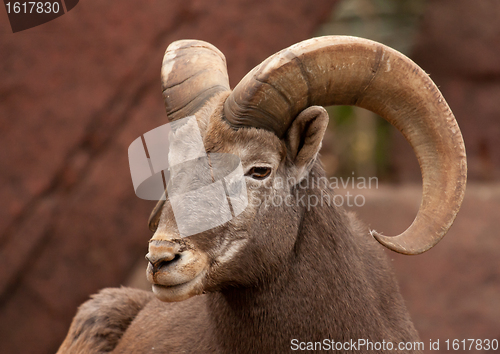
[[150, 269, 207, 302], [145, 242, 209, 302]]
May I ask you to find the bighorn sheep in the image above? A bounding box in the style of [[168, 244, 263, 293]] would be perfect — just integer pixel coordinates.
[[58, 36, 466, 353]]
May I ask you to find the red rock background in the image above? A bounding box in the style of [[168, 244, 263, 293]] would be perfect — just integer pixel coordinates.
[[392, 0, 500, 182], [349, 184, 500, 353], [0, 1, 338, 353], [384, 0, 500, 350], [0, 0, 499, 353]]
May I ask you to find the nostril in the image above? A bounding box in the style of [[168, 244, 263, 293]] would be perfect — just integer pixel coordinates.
[[157, 253, 181, 269], [145, 251, 175, 264], [148, 253, 182, 273]]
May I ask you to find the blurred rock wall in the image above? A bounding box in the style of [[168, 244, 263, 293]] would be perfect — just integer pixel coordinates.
[[1, 1, 499, 353], [0, 1, 337, 353], [393, 0, 500, 181]]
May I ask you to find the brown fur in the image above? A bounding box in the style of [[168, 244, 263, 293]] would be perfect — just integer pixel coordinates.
[[58, 94, 421, 353], [57, 287, 154, 353]]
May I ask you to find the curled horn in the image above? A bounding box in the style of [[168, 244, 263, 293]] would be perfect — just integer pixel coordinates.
[[150, 40, 230, 231], [162, 40, 230, 121], [223, 36, 467, 255]]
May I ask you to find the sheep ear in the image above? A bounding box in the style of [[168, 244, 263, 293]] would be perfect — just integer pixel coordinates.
[[285, 106, 329, 180]]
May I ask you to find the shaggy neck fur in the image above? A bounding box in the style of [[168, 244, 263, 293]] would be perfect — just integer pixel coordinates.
[[206, 165, 420, 353]]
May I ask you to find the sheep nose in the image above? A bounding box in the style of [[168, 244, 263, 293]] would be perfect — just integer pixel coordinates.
[[146, 240, 182, 273]]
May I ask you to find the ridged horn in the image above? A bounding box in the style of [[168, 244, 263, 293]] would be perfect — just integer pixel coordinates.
[[223, 36, 467, 255], [162, 40, 230, 121]]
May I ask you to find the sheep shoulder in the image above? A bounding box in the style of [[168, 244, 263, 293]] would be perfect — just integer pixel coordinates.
[[57, 287, 163, 354]]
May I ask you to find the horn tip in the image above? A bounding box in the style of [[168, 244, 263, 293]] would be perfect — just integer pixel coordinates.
[[370, 230, 428, 255]]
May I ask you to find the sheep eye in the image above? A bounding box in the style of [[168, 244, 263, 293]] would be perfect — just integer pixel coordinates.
[[246, 166, 271, 180]]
